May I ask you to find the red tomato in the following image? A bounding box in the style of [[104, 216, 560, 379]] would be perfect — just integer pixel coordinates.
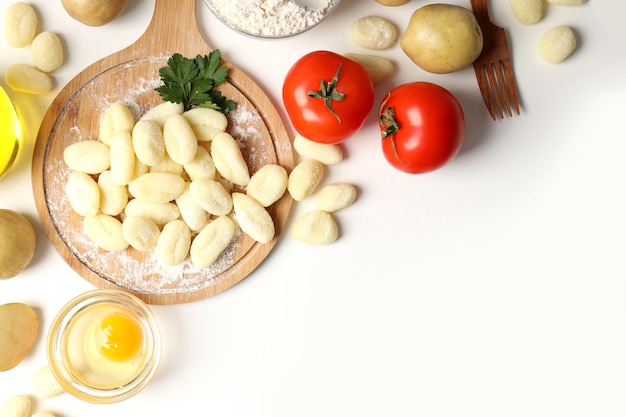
[[282, 51, 374, 145], [379, 82, 465, 174]]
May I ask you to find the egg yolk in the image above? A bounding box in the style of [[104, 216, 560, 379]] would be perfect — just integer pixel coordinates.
[[98, 312, 143, 362]]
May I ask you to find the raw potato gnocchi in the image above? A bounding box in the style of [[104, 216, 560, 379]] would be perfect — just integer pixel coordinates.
[[190, 216, 236, 268], [122, 216, 160, 251], [232, 192, 275, 244], [287, 159, 325, 201], [315, 184, 357, 213], [84, 214, 128, 252], [345, 53, 395, 84], [5, 64, 52, 95], [156, 220, 191, 266], [63, 140, 111, 174], [350, 16, 397, 50], [31, 31, 64, 72], [65, 171, 100, 217], [539, 25, 576, 63], [509, 0, 543, 25], [246, 164, 288, 207], [32, 364, 65, 398], [293, 134, 343, 165], [3, 2, 38, 47], [211, 132, 250, 186], [291, 210, 339, 245], [0, 394, 31, 417]]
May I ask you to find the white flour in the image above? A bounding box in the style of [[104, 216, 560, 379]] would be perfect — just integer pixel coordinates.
[[206, 0, 337, 37]]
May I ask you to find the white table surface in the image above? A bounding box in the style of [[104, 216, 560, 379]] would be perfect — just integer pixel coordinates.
[[1, 0, 625, 416]]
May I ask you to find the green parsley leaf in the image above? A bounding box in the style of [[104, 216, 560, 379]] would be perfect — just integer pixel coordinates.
[[155, 50, 235, 113]]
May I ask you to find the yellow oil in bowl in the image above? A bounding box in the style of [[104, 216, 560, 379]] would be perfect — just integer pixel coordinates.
[[0, 86, 21, 179]]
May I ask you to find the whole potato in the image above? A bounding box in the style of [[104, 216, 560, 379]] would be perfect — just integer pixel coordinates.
[[400, 4, 483, 74], [61, 0, 128, 27], [0, 209, 36, 279], [0, 303, 40, 371], [375, 0, 412, 6]]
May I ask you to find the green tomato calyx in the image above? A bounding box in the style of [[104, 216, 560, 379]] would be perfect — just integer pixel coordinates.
[[308, 63, 345, 123]]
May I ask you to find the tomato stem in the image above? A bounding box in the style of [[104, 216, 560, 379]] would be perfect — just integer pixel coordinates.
[[380, 106, 399, 139], [308, 63, 345, 123]]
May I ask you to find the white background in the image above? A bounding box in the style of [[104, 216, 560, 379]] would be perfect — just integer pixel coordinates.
[[1, 0, 625, 416]]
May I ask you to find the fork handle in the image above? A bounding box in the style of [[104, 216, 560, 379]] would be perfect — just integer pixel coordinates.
[[469, 0, 490, 23]]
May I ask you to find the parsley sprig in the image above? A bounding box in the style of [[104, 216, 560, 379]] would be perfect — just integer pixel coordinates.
[[155, 51, 235, 113]]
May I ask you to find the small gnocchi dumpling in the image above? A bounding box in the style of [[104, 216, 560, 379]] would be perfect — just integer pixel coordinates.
[[132, 119, 165, 166], [163, 113, 198, 165], [184, 145, 216, 181], [190, 216, 236, 269], [246, 164, 288, 207], [84, 214, 129, 252], [99, 102, 135, 145], [65, 171, 100, 217], [5, 64, 52, 95], [122, 216, 160, 252], [108, 131, 135, 185], [211, 132, 250, 186], [124, 199, 180, 226], [31, 364, 65, 398], [315, 183, 357, 212], [4, 3, 38, 47], [139, 101, 183, 128], [155, 219, 191, 266], [98, 170, 128, 216], [344, 53, 395, 85], [509, 0, 543, 25], [291, 210, 339, 245], [175, 182, 208, 232], [128, 172, 185, 203], [539, 25, 577, 63], [293, 134, 343, 165], [149, 154, 184, 175], [31, 31, 64, 72], [0, 394, 31, 417], [287, 159, 325, 201], [190, 178, 233, 216], [63, 140, 110, 174], [182, 107, 228, 141], [232, 192, 275, 244], [350, 16, 397, 50]]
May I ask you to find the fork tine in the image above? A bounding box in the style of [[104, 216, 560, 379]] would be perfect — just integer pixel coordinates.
[[500, 59, 521, 115], [493, 61, 513, 117], [485, 63, 505, 119], [475, 65, 497, 120]]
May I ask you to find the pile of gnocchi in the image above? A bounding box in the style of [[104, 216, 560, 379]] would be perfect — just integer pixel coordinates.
[[63, 100, 356, 270]]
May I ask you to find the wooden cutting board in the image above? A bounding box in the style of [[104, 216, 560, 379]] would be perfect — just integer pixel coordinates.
[[31, 0, 294, 304]]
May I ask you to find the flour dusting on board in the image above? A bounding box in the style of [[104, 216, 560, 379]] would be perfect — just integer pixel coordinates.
[[42, 54, 287, 299]]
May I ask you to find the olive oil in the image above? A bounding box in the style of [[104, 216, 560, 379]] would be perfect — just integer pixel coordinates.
[[0, 86, 21, 179]]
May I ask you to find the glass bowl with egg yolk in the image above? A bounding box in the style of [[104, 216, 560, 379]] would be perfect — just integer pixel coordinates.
[[47, 289, 162, 403]]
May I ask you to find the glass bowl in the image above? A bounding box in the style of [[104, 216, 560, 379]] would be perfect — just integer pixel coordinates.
[[47, 289, 162, 403], [203, 0, 342, 39]]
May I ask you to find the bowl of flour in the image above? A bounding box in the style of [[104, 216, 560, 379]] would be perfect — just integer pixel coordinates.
[[204, 0, 341, 38]]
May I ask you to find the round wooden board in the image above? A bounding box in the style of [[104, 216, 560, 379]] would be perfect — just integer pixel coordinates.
[[31, 55, 294, 305]]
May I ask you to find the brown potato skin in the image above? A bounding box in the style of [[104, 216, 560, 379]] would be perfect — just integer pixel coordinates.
[[60, 0, 128, 26], [375, 0, 411, 5], [0, 303, 40, 371], [0, 209, 36, 279]]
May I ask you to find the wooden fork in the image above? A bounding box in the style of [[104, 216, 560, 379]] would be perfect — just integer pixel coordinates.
[[470, 0, 521, 120]]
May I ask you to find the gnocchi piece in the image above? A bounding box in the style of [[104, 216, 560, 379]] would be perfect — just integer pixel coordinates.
[[350, 16, 397, 50], [97, 170, 128, 216], [0, 394, 31, 417], [109, 131, 135, 185], [509, 0, 543, 25], [183, 145, 216, 181], [246, 164, 288, 207], [190, 178, 233, 216], [315, 183, 357, 212], [31, 364, 65, 398], [132, 120, 165, 167], [539, 25, 576, 63], [163, 114, 198, 165], [175, 183, 208, 232], [139, 101, 183, 128], [84, 214, 129, 252], [293, 134, 343, 165], [99, 102, 135, 145], [5, 64, 52, 95], [4, 2, 38, 47], [149, 154, 183, 175], [155, 219, 191, 266], [232, 192, 275, 244], [211, 132, 250, 186], [31, 31, 64, 72], [182, 107, 228, 141], [63, 140, 110, 174], [547, 0, 585, 4], [32, 413, 57, 417], [124, 199, 180, 226], [65, 171, 100, 217], [128, 172, 185, 203], [287, 159, 325, 201], [345, 53, 395, 84], [291, 210, 339, 245], [122, 216, 160, 251], [190, 216, 236, 268]]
